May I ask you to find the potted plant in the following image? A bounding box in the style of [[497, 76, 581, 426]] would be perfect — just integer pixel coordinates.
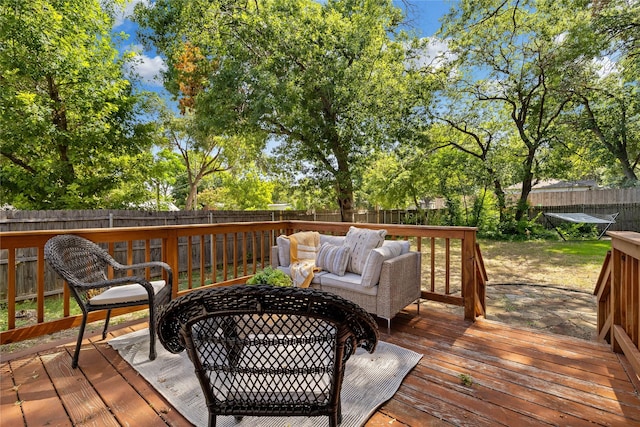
[[246, 267, 293, 287]]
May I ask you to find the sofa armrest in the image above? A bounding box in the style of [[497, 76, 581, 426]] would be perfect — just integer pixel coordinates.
[[270, 245, 280, 268], [376, 251, 422, 320]]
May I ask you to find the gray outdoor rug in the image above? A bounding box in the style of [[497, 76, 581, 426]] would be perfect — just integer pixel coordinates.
[[109, 329, 422, 427]]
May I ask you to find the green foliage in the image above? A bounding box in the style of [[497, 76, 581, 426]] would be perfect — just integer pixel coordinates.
[[246, 267, 292, 287], [438, 0, 602, 221], [0, 0, 157, 209], [199, 167, 274, 210], [486, 211, 556, 241], [554, 223, 599, 240], [135, 0, 429, 221]]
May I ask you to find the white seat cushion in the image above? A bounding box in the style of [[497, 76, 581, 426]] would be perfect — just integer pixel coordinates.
[[89, 280, 166, 306], [319, 273, 378, 296]]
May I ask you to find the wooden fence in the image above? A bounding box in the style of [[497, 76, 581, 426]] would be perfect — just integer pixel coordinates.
[[528, 187, 639, 206], [0, 209, 424, 232]]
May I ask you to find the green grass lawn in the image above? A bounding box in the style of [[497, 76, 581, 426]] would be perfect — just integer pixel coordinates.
[[479, 238, 611, 291]]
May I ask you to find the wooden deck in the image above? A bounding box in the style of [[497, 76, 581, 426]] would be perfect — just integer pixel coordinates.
[[2, 306, 640, 427]]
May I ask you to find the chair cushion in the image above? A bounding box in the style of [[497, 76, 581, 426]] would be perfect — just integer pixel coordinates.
[[89, 280, 166, 306], [344, 227, 386, 275], [360, 243, 405, 288], [316, 243, 350, 276]]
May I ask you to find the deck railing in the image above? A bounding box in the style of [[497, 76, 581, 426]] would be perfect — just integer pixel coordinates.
[[1, 221, 486, 345], [594, 231, 640, 377]]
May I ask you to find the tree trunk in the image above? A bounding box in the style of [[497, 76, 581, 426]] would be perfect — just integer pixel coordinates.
[[48, 75, 75, 184], [491, 174, 507, 222], [185, 184, 197, 210], [337, 184, 354, 222], [515, 151, 536, 221]]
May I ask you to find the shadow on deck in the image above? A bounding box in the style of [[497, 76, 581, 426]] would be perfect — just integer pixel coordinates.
[[2, 305, 640, 426]]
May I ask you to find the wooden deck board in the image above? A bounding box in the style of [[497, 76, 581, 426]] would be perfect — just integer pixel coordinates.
[[1, 361, 25, 426], [2, 308, 639, 427], [41, 346, 119, 426], [10, 355, 70, 427]]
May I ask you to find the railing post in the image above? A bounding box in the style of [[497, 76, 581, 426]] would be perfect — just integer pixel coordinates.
[[462, 230, 477, 321], [610, 244, 623, 353], [165, 230, 180, 299]]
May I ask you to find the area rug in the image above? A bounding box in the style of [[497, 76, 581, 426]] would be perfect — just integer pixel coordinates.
[[109, 329, 422, 427]]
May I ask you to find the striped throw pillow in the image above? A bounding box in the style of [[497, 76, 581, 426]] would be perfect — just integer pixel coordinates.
[[316, 243, 351, 276]]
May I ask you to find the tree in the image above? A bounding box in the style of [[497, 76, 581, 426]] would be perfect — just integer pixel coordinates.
[[159, 112, 245, 210], [148, 148, 185, 210], [569, 75, 639, 185], [361, 146, 436, 212], [135, 0, 426, 221], [439, 0, 592, 220], [563, 0, 640, 185], [593, 0, 640, 78], [199, 168, 274, 210], [428, 84, 517, 222], [0, 0, 156, 209]]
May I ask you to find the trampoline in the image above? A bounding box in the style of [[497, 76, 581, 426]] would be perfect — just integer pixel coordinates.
[[543, 212, 619, 240]]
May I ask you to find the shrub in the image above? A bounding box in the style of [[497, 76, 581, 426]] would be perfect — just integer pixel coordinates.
[[246, 267, 293, 287]]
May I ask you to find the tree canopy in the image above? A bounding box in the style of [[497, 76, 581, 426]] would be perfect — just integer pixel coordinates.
[[135, 0, 430, 221], [0, 0, 157, 209]]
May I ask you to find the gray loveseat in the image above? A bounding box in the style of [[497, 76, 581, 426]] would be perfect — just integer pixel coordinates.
[[271, 228, 422, 330]]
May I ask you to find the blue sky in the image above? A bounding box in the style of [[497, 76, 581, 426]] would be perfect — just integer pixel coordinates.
[[114, 0, 456, 91]]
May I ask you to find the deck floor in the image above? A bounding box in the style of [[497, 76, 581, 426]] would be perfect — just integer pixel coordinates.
[[2, 306, 640, 426]]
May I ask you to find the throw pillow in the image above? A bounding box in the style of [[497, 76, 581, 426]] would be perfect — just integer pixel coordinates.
[[344, 226, 386, 275], [360, 242, 404, 288], [316, 243, 351, 276], [276, 235, 290, 267]]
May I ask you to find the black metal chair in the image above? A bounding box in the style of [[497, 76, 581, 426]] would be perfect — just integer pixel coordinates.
[[44, 234, 172, 368], [157, 284, 379, 427]]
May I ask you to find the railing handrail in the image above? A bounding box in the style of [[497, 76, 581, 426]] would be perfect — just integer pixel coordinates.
[[594, 231, 640, 378], [1, 221, 484, 345]]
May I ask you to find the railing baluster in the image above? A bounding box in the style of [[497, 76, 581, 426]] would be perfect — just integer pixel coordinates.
[[242, 232, 247, 277], [430, 238, 435, 293], [445, 238, 450, 295], [200, 235, 205, 287], [37, 246, 44, 323], [7, 248, 15, 330], [212, 233, 218, 284], [222, 233, 228, 281]]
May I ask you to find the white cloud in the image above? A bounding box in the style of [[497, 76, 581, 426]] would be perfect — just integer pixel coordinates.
[[125, 45, 166, 86], [113, 0, 149, 28], [409, 37, 456, 70], [593, 56, 619, 79]]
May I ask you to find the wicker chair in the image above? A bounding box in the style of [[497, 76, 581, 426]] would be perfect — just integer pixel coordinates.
[[44, 234, 172, 368], [157, 284, 379, 427]]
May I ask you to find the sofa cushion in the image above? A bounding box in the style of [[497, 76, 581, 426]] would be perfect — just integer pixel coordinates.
[[276, 235, 290, 267], [344, 227, 386, 275], [316, 243, 350, 276], [360, 242, 405, 288], [319, 273, 379, 296], [320, 234, 346, 246], [382, 239, 410, 255]]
